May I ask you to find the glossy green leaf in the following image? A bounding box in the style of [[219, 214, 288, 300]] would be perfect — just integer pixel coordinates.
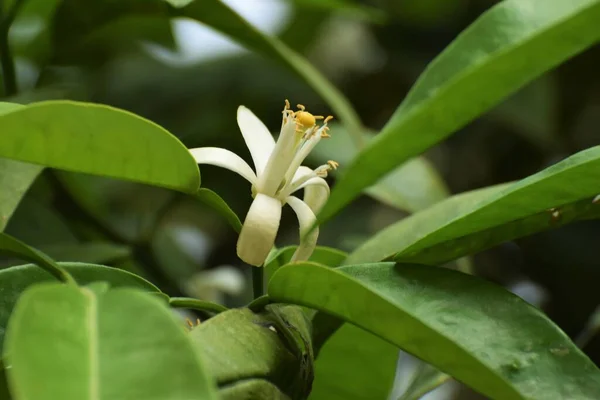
[[4, 284, 217, 400], [269, 262, 600, 399], [309, 323, 397, 400], [0, 232, 74, 284], [167, 0, 365, 147], [347, 147, 600, 265], [319, 0, 600, 223], [310, 127, 448, 212], [0, 100, 200, 193], [0, 103, 43, 232], [0, 262, 160, 353]]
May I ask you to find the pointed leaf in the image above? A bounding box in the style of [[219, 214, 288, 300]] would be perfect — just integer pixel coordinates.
[[0, 101, 200, 193], [269, 262, 600, 399], [3, 284, 217, 400], [347, 147, 600, 265], [319, 0, 600, 223]]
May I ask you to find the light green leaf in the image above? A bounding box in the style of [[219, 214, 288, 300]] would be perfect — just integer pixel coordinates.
[[0, 103, 43, 232], [319, 0, 600, 223], [310, 127, 448, 212], [0, 100, 200, 193], [4, 284, 217, 400], [0, 262, 160, 353], [167, 0, 364, 147], [269, 262, 600, 399], [347, 147, 600, 265], [309, 323, 397, 400]]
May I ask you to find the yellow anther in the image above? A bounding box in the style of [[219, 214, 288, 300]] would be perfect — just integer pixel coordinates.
[[324, 115, 334, 123], [327, 160, 339, 170], [320, 131, 331, 138], [296, 104, 306, 111], [296, 111, 316, 128], [314, 115, 324, 120], [284, 99, 291, 110]]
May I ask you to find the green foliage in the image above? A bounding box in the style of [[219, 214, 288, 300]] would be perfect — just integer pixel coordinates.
[[269, 262, 600, 399], [0, 0, 599, 398], [319, 0, 600, 223], [3, 283, 217, 399]]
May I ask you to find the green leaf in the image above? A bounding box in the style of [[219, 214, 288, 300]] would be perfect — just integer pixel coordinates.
[[319, 0, 600, 223], [264, 246, 347, 282], [189, 308, 308, 398], [0, 100, 200, 193], [167, 0, 365, 147], [4, 284, 217, 400], [269, 262, 600, 399], [0, 232, 74, 284], [309, 127, 448, 212], [347, 147, 600, 265], [0, 262, 160, 354], [309, 323, 397, 400], [0, 103, 43, 232], [398, 362, 451, 400]]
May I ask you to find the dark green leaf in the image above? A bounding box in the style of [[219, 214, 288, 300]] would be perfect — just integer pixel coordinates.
[[4, 284, 217, 399], [269, 262, 600, 399], [347, 147, 600, 265], [319, 0, 600, 223]]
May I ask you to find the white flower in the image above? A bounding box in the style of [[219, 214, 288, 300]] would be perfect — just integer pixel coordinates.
[[189, 100, 338, 266]]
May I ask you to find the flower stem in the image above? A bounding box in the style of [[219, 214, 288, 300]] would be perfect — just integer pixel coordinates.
[[252, 267, 263, 299]]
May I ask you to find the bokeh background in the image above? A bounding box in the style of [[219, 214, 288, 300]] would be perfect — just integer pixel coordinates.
[[2, 0, 599, 398]]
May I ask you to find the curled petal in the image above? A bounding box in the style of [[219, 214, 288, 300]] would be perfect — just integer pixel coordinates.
[[237, 106, 276, 177], [301, 178, 329, 214], [189, 147, 257, 184], [237, 194, 282, 266], [286, 196, 319, 263]]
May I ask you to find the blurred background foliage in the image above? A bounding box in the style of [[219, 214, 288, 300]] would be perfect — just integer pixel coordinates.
[[1, 0, 599, 398]]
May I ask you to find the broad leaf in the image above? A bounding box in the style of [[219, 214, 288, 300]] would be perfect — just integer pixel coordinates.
[[0, 101, 200, 193], [195, 188, 242, 232], [265, 245, 347, 282], [167, 0, 365, 146], [269, 262, 600, 399], [4, 284, 217, 399], [319, 0, 600, 223], [0, 262, 160, 353], [347, 147, 600, 265]]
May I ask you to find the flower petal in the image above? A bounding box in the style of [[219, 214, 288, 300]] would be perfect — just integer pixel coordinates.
[[288, 167, 330, 213], [189, 147, 257, 184], [237, 194, 282, 266], [286, 196, 319, 263], [301, 178, 330, 214], [237, 106, 276, 177]]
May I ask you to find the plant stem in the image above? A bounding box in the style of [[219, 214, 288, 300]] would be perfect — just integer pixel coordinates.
[[0, 0, 25, 97], [252, 267, 263, 299]]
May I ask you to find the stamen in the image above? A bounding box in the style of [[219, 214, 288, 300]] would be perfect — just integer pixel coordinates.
[[327, 160, 339, 170], [284, 99, 291, 110], [314, 115, 324, 120], [324, 115, 334, 123], [297, 104, 306, 111]]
